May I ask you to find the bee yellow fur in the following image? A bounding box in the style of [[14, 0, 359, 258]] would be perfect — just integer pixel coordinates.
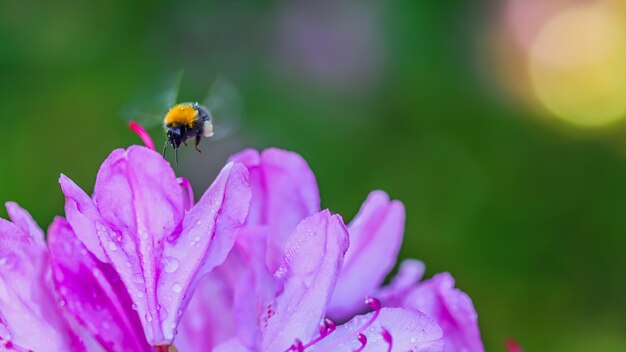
[[164, 104, 198, 127]]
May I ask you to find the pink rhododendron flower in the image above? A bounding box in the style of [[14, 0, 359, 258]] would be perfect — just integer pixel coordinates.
[[0, 122, 485, 351], [0, 203, 84, 352]]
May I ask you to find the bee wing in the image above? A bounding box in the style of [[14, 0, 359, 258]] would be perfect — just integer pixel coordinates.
[[203, 76, 244, 140], [120, 70, 183, 128]]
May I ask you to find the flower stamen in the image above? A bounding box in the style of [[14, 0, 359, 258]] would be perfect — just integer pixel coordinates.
[[290, 297, 382, 352], [129, 121, 156, 151], [0, 337, 33, 352], [284, 319, 336, 352], [353, 334, 367, 352], [381, 327, 393, 352]]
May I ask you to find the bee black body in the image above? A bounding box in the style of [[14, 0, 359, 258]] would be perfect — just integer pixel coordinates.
[[163, 103, 214, 162]]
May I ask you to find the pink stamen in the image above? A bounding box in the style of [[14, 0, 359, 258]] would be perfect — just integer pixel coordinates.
[[284, 319, 336, 352], [357, 297, 381, 333], [353, 334, 367, 352], [0, 337, 33, 352], [296, 297, 380, 352], [286, 339, 304, 352], [129, 121, 155, 151], [177, 177, 195, 209], [381, 327, 393, 352], [302, 318, 336, 349]]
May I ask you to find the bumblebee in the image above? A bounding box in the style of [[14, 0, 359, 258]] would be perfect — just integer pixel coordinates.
[[122, 73, 243, 163], [164, 102, 214, 152]]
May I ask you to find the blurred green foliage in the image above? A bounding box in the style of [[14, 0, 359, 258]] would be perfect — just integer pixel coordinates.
[[1, 1, 625, 351]]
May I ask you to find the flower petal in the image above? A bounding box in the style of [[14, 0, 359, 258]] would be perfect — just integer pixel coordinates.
[[48, 217, 151, 352], [262, 210, 349, 351], [328, 191, 405, 320], [213, 338, 253, 352], [5, 201, 45, 247], [308, 308, 444, 352], [94, 146, 183, 245], [404, 273, 484, 352], [93, 146, 184, 343], [58, 174, 108, 262], [0, 204, 78, 351], [229, 148, 320, 272], [158, 162, 251, 342], [378, 259, 425, 307], [175, 272, 235, 352]]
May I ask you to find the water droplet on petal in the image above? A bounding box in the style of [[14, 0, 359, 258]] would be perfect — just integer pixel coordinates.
[[145, 313, 153, 322], [189, 236, 201, 246], [108, 241, 118, 251], [132, 303, 138, 311], [172, 283, 183, 293], [161, 256, 180, 273]]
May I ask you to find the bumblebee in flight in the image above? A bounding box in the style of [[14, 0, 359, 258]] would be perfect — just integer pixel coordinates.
[[122, 73, 243, 163], [163, 102, 214, 152]]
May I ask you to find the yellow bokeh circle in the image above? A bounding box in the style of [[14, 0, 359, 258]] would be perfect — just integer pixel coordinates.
[[529, 1, 626, 127]]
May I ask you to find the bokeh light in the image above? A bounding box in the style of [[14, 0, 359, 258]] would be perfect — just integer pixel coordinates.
[[529, 1, 626, 127], [497, 0, 626, 128]]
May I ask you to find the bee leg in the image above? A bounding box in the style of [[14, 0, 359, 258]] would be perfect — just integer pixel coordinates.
[[175, 148, 179, 164], [183, 141, 188, 146], [194, 135, 202, 153], [162, 141, 168, 157]]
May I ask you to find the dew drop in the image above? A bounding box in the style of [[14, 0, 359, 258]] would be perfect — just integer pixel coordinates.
[[58, 299, 66, 307], [161, 256, 180, 273], [145, 313, 153, 322], [172, 283, 183, 293], [131, 303, 138, 311], [160, 306, 169, 320], [107, 241, 118, 251], [189, 236, 201, 246]]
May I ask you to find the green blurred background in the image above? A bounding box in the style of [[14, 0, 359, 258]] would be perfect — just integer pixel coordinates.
[[1, 0, 626, 350]]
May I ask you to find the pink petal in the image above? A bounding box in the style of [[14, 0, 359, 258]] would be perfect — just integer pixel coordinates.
[[405, 273, 484, 352], [158, 162, 251, 342], [262, 210, 349, 351], [5, 202, 45, 248], [87, 146, 183, 343], [59, 174, 108, 262], [0, 204, 78, 351], [48, 217, 151, 352], [309, 308, 444, 352], [229, 148, 320, 272], [94, 146, 183, 245], [175, 272, 236, 352], [229, 227, 279, 347], [328, 191, 405, 320], [213, 338, 253, 352], [378, 259, 425, 307]]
